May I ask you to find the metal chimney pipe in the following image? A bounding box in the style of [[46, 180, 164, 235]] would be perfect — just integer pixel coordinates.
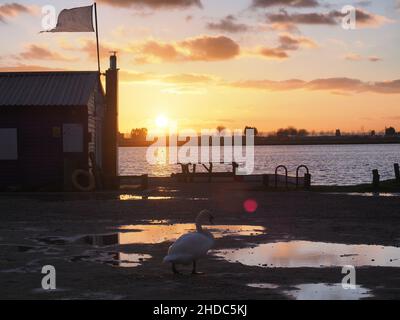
[[103, 53, 119, 189], [110, 51, 117, 70]]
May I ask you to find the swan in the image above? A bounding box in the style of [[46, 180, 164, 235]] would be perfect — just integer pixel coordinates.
[[163, 210, 215, 275]]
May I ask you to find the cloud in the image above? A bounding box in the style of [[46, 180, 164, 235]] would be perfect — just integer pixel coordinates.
[[344, 53, 363, 61], [119, 70, 214, 95], [0, 63, 64, 72], [251, 0, 319, 8], [228, 77, 400, 94], [162, 73, 215, 84], [266, 8, 392, 28], [131, 35, 240, 63], [0, 3, 31, 23], [207, 15, 250, 33], [17, 44, 75, 62], [120, 70, 215, 84], [258, 47, 288, 59], [60, 39, 120, 60], [344, 53, 382, 62], [97, 0, 202, 9], [278, 34, 317, 50], [80, 40, 119, 59], [255, 33, 317, 60], [368, 56, 382, 62], [354, 9, 392, 27], [267, 10, 338, 25]]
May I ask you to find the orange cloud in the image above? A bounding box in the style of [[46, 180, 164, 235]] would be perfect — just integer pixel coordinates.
[[17, 44, 76, 62], [0, 63, 64, 72], [79, 39, 117, 59], [258, 47, 288, 59], [266, 8, 392, 29], [255, 33, 317, 60], [207, 15, 250, 33], [0, 3, 31, 23], [228, 78, 400, 94], [97, 0, 202, 9], [252, 0, 319, 8], [344, 53, 382, 62], [130, 35, 240, 63], [120, 70, 215, 84]]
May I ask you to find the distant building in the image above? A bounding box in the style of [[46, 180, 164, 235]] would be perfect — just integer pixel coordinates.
[[335, 129, 341, 137], [0, 55, 119, 191]]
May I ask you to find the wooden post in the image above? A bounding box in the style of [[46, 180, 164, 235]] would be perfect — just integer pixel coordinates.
[[232, 162, 239, 182], [190, 164, 196, 183], [304, 173, 311, 190], [141, 174, 148, 190], [263, 174, 269, 187], [372, 169, 380, 189], [394, 163, 400, 182]]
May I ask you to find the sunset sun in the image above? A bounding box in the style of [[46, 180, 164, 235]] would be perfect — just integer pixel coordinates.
[[155, 115, 169, 129]]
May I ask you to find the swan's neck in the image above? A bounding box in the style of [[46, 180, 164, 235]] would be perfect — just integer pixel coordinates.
[[195, 220, 213, 240], [196, 220, 204, 233]]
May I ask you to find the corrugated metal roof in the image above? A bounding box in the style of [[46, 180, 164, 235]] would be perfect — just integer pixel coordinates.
[[0, 71, 101, 107]]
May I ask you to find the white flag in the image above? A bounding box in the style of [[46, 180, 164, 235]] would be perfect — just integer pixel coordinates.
[[46, 5, 94, 32]]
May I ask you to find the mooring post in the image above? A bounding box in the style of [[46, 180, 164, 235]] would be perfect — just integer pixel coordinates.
[[190, 164, 196, 183], [296, 165, 310, 189], [263, 174, 269, 187], [232, 162, 240, 182], [304, 173, 312, 189], [142, 174, 148, 189], [394, 163, 400, 182], [141, 174, 148, 190], [372, 169, 380, 189], [275, 165, 288, 189]]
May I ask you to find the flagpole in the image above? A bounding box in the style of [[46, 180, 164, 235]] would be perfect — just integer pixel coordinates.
[[94, 2, 101, 73]]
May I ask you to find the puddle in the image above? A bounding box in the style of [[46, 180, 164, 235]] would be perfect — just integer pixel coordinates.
[[247, 283, 280, 289], [70, 251, 151, 268], [213, 241, 400, 268], [112, 224, 265, 245], [30, 223, 265, 248], [119, 195, 208, 201], [328, 192, 400, 197], [0, 244, 64, 256], [119, 195, 173, 201], [32, 235, 82, 246], [146, 220, 170, 224], [284, 283, 373, 300]]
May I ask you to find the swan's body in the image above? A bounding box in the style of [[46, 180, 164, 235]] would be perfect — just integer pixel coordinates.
[[163, 210, 214, 274]]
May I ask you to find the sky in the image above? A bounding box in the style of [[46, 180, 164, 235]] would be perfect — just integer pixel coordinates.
[[0, 0, 399, 133]]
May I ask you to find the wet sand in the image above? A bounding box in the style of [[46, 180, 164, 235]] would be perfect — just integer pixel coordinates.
[[1, 182, 400, 300]]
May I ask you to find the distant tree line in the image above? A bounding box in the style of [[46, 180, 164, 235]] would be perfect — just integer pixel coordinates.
[[275, 127, 309, 137], [119, 125, 398, 142]]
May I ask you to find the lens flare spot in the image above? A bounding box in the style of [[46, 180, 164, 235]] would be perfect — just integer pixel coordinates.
[[244, 199, 258, 213]]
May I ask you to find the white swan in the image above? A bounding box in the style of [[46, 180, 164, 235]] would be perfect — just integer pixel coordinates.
[[163, 210, 215, 275]]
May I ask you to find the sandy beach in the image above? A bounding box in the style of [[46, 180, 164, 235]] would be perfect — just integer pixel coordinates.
[[1, 182, 399, 300]]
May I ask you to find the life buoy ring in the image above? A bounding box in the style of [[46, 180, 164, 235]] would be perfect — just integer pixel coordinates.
[[72, 170, 95, 192]]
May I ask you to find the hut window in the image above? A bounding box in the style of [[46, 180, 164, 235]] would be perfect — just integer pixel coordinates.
[[63, 124, 83, 153], [0, 128, 18, 160]]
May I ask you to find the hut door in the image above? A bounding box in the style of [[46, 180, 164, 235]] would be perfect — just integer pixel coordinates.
[[63, 124, 83, 153]]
